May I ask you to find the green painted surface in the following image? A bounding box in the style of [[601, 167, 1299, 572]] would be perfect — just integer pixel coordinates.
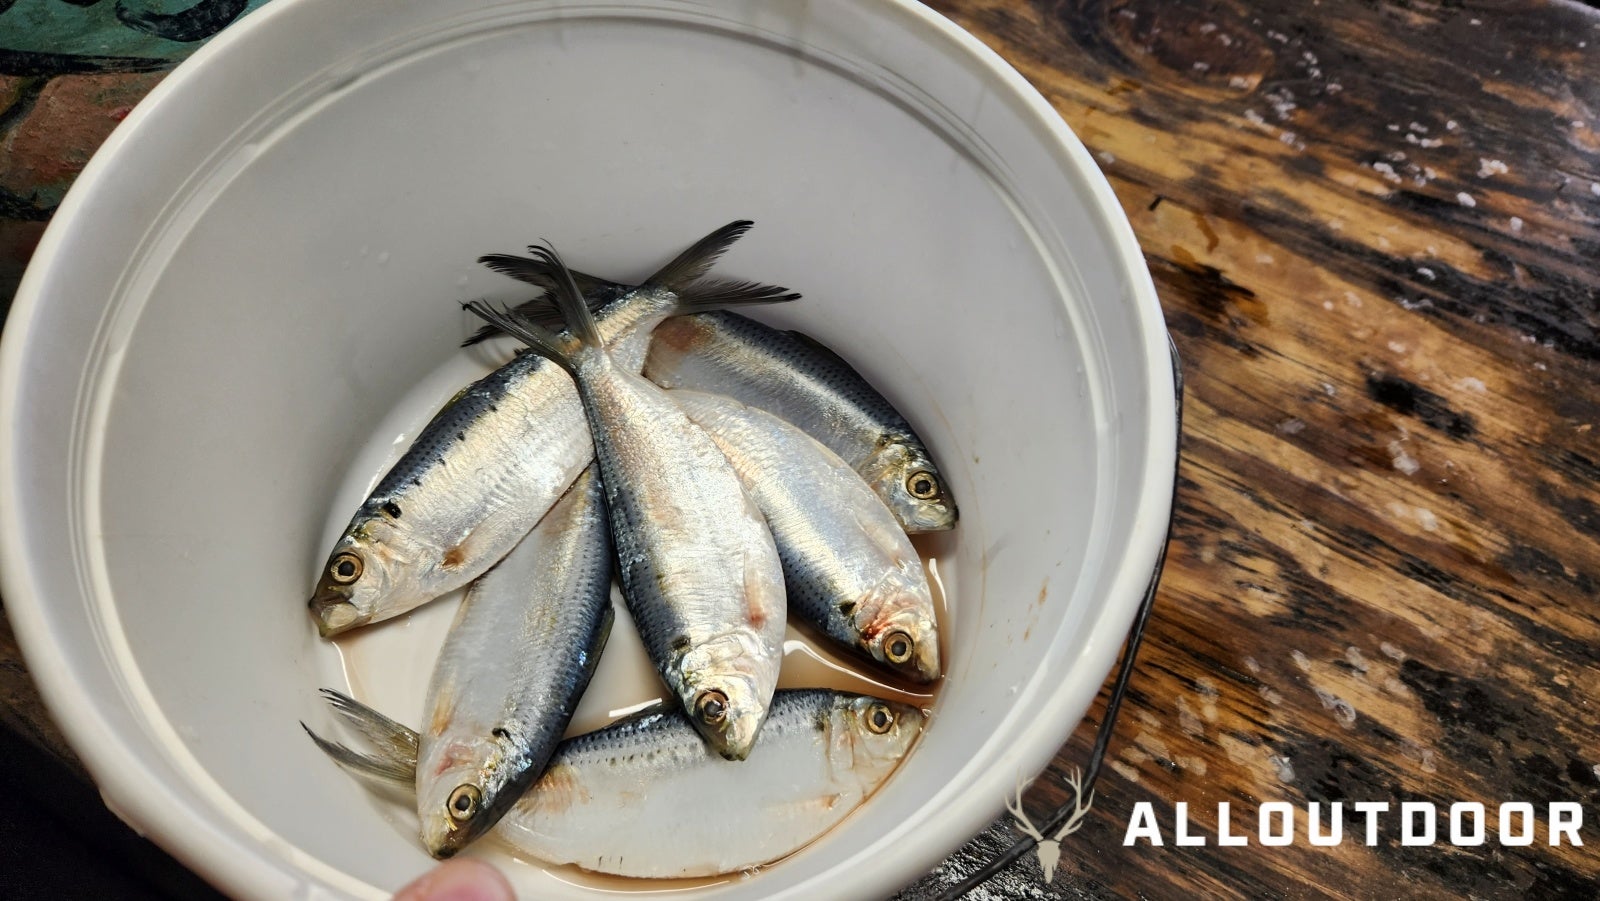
[[0, 0, 273, 61]]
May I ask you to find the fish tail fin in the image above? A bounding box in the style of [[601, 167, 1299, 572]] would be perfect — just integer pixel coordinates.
[[674, 278, 800, 310], [302, 689, 419, 788], [523, 243, 603, 347], [476, 254, 611, 297], [462, 298, 580, 373], [321, 688, 419, 759], [641, 220, 754, 292], [466, 221, 787, 344]]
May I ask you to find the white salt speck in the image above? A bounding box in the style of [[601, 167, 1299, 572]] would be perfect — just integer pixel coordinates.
[[1229, 75, 1252, 89], [1416, 267, 1436, 281], [1387, 340, 1408, 353], [1257, 253, 1275, 264], [1323, 300, 1335, 311], [1244, 109, 1267, 126], [1387, 150, 1407, 162], [1344, 291, 1362, 307], [1457, 376, 1486, 393], [1416, 508, 1439, 531], [1259, 686, 1284, 705], [1574, 121, 1587, 130], [1419, 137, 1444, 148], [1390, 442, 1420, 475], [1419, 749, 1437, 773], [1478, 158, 1509, 178], [1269, 754, 1297, 783], [1328, 218, 1345, 232], [1456, 192, 1477, 207], [1593, 764, 1600, 782], [1591, 183, 1600, 197], [1346, 646, 1369, 673], [1193, 61, 1211, 72], [1405, 133, 1420, 144], [1097, 150, 1115, 165], [1470, 17, 1481, 25], [1218, 34, 1234, 47], [1423, 165, 1438, 180], [1326, 82, 1343, 94], [1372, 162, 1402, 183], [1534, 361, 1548, 371], [1200, 22, 1217, 33], [1445, 119, 1459, 131], [1380, 642, 1406, 661], [1386, 123, 1401, 132], [1267, 29, 1289, 43], [1409, 121, 1429, 134], [1279, 131, 1298, 146], [1291, 650, 1311, 672], [1321, 382, 1338, 396], [1244, 656, 1261, 674]]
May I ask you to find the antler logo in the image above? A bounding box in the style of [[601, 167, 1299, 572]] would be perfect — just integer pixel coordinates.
[[1007, 768, 1095, 883]]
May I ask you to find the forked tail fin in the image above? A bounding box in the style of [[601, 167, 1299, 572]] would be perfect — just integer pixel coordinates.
[[301, 689, 419, 789]]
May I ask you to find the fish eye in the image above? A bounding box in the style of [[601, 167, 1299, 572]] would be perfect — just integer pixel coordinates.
[[866, 703, 895, 734], [695, 689, 729, 725], [906, 470, 940, 500], [883, 630, 915, 664], [328, 552, 363, 585], [447, 784, 481, 822]]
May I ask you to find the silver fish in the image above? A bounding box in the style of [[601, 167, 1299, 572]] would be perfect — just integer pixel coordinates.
[[467, 271, 954, 533], [465, 249, 788, 761], [304, 689, 924, 878], [647, 311, 956, 533], [308, 222, 792, 636], [416, 467, 613, 859], [670, 389, 941, 683]]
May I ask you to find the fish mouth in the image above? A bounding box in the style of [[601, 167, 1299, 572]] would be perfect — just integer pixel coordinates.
[[901, 500, 958, 534], [308, 588, 365, 638]]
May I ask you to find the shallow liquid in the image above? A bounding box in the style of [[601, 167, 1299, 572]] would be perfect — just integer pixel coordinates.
[[317, 343, 951, 888]]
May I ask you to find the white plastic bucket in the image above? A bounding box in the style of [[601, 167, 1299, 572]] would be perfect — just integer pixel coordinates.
[[0, 1, 1176, 897]]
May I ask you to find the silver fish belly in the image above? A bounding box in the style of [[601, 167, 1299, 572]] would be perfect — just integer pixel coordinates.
[[644, 311, 957, 533], [497, 690, 924, 878], [415, 467, 614, 858], [670, 389, 941, 683]]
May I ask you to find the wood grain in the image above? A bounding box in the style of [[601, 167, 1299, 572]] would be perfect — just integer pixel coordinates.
[[1, 2, 1597, 899], [899, 1, 1600, 898]]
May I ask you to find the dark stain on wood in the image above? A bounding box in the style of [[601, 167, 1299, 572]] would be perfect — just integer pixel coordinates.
[[1363, 372, 1477, 439]]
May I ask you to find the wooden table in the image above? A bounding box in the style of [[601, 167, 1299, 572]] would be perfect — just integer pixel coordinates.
[[3, 2, 1597, 898]]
